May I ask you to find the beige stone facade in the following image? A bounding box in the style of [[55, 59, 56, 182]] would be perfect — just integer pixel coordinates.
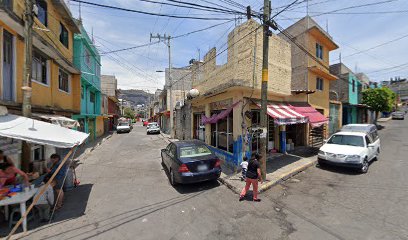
[[193, 19, 292, 96], [190, 19, 292, 166]]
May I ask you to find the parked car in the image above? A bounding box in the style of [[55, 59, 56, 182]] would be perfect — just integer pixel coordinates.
[[116, 121, 131, 133], [147, 122, 160, 135], [391, 111, 405, 120], [318, 128, 380, 173], [161, 140, 222, 185]]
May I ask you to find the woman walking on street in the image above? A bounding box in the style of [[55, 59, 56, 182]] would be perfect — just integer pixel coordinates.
[[239, 153, 263, 202]]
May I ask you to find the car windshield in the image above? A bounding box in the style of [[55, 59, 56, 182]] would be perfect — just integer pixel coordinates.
[[118, 122, 129, 126], [327, 135, 365, 147], [179, 145, 212, 158], [148, 124, 158, 128]]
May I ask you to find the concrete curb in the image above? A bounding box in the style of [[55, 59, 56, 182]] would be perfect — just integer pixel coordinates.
[[81, 134, 113, 159], [219, 158, 317, 195], [218, 173, 241, 194], [259, 158, 317, 193], [377, 116, 392, 122]]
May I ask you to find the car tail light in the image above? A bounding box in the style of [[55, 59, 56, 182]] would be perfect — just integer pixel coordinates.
[[178, 164, 190, 173], [214, 159, 221, 168]]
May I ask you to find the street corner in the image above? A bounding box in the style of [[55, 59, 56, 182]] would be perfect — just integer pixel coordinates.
[[219, 156, 318, 195]]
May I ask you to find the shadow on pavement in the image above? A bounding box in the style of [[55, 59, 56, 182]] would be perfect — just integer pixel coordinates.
[[0, 184, 93, 238], [316, 162, 363, 176], [161, 163, 221, 194], [23, 192, 204, 240]]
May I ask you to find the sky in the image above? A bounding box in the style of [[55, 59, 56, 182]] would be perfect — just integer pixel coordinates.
[[66, 0, 408, 92]]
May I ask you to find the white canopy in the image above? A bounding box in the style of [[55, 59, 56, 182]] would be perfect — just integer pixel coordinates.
[[0, 114, 89, 148], [32, 113, 80, 129]]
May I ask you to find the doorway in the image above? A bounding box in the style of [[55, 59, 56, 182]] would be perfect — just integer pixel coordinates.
[[2, 30, 14, 101]]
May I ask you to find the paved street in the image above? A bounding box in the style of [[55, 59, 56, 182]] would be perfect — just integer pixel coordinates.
[[21, 119, 408, 240]]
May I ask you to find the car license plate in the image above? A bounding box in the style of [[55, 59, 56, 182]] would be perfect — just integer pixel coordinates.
[[197, 164, 208, 172]]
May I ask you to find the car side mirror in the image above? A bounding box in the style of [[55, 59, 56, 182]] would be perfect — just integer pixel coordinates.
[[161, 149, 166, 153], [368, 143, 375, 148], [323, 139, 328, 144]]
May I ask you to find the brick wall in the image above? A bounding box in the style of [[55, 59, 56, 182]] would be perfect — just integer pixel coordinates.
[[193, 19, 291, 96]]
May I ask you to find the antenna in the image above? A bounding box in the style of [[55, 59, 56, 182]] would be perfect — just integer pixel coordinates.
[[326, 19, 329, 33], [79, 2, 82, 21]]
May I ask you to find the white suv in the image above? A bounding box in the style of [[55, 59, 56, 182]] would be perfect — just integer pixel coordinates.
[[318, 125, 380, 173], [147, 122, 160, 135]]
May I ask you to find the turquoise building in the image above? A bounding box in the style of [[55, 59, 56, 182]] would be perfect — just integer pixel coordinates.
[[73, 20, 102, 141]]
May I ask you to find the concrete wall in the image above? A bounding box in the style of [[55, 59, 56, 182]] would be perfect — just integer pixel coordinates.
[[193, 19, 292, 97], [101, 75, 117, 97]]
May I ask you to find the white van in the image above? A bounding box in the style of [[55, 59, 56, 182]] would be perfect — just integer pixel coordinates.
[[318, 124, 380, 173]]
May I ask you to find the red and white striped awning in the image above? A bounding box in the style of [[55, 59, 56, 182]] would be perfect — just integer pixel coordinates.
[[258, 103, 309, 125]]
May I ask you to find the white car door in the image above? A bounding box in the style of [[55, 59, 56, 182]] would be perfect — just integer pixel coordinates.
[[365, 135, 375, 161]]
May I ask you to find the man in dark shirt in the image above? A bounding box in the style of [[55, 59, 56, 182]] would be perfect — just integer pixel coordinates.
[[45, 154, 67, 210], [239, 153, 263, 202]]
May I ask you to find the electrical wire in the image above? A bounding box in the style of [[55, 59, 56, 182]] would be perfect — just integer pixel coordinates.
[[135, 0, 245, 15], [169, 24, 263, 87], [100, 20, 234, 54], [70, 0, 237, 20]]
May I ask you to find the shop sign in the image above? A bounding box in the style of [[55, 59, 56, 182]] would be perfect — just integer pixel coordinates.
[[210, 99, 233, 110]]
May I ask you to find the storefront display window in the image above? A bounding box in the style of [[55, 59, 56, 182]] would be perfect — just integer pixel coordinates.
[[211, 111, 233, 153]]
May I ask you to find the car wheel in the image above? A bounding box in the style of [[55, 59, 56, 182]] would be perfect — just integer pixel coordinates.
[[360, 158, 369, 174], [170, 169, 177, 186], [317, 160, 326, 168], [374, 149, 380, 161]]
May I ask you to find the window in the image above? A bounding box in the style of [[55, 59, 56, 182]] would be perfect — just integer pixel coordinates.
[[352, 80, 355, 92], [211, 111, 233, 153], [316, 43, 323, 60], [316, 77, 324, 91], [3, 0, 12, 9], [36, 0, 47, 26], [58, 68, 70, 93], [90, 92, 95, 103], [59, 23, 69, 48], [32, 145, 44, 161], [85, 48, 91, 68], [180, 145, 212, 158], [365, 136, 371, 146], [327, 135, 364, 147], [32, 52, 48, 85]]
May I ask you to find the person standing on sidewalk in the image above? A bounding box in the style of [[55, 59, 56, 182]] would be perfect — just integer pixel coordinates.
[[239, 154, 263, 202]]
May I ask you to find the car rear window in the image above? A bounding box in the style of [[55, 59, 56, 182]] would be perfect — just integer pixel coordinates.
[[118, 122, 129, 126], [179, 145, 212, 158]]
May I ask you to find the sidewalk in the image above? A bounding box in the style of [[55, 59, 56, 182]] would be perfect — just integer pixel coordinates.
[[219, 147, 318, 194], [75, 132, 114, 160], [377, 116, 392, 122]]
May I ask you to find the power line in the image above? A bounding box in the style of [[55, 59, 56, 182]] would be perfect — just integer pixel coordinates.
[[337, 33, 408, 60], [100, 20, 234, 54], [134, 0, 245, 15], [170, 24, 263, 87], [70, 0, 236, 20], [172, 20, 234, 38]]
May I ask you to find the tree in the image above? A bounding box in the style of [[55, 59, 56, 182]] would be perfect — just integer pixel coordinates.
[[123, 107, 136, 120], [362, 87, 397, 122]]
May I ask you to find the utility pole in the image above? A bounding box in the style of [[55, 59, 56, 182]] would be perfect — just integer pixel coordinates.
[[151, 34, 174, 138], [21, 0, 34, 172], [259, 0, 271, 180]]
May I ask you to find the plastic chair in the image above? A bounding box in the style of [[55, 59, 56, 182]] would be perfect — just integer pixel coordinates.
[[8, 205, 34, 228]]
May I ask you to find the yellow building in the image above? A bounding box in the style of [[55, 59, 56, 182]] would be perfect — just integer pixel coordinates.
[[279, 16, 339, 141], [0, 0, 80, 168], [0, 0, 81, 116]]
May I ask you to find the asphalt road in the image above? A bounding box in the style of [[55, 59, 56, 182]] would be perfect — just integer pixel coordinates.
[[21, 118, 408, 240]]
